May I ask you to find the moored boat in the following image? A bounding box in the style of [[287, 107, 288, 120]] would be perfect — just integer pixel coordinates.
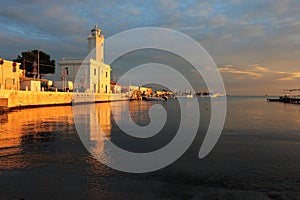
[[143, 96, 166, 101]]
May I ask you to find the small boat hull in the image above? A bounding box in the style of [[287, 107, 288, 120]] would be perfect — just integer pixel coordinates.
[[143, 96, 166, 101]]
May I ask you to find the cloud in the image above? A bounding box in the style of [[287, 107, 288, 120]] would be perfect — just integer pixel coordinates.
[[219, 66, 263, 79], [158, 0, 179, 10], [273, 0, 293, 14], [220, 64, 300, 82], [278, 72, 300, 81], [240, 25, 266, 37], [210, 15, 229, 28], [278, 77, 293, 81], [249, 65, 269, 72]]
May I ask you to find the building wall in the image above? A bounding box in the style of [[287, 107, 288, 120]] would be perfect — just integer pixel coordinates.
[[59, 58, 89, 90], [98, 63, 111, 94], [59, 58, 111, 94], [0, 59, 23, 90], [59, 58, 83, 86], [89, 59, 101, 93], [20, 80, 41, 92]]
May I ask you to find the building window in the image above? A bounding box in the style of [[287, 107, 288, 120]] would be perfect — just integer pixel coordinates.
[[106, 71, 108, 78], [94, 68, 96, 76]]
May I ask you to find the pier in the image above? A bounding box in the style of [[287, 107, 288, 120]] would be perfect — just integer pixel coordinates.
[[267, 89, 300, 104], [267, 96, 300, 104]]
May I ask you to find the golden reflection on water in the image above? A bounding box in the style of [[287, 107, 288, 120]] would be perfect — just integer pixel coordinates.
[[0, 107, 73, 149], [86, 101, 153, 162], [0, 106, 74, 169], [128, 100, 152, 125], [87, 102, 112, 160], [0, 103, 118, 169], [109, 100, 152, 125], [96, 102, 112, 136]]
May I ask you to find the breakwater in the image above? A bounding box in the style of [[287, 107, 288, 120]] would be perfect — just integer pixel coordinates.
[[0, 89, 129, 110]]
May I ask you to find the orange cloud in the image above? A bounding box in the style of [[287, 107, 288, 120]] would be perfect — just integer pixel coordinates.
[[253, 66, 269, 72], [278, 77, 294, 81], [219, 64, 300, 82], [219, 67, 263, 78], [278, 72, 300, 81]]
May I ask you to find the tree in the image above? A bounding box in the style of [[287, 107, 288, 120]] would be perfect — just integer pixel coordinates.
[[14, 50, 55, 78]]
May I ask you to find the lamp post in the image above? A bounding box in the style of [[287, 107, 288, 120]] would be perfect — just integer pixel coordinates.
[[23, 59, 26, 78], [37, 49, 40, 79], [0, 59, 4, 89], [12, 62, 16, 90]]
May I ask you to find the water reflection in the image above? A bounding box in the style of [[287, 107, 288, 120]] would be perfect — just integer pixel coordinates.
[[90, 102, 112, 161], [225, 97, 300, 133], [0, 113, 8, 124], [0, 106, 74, 170], [110, 100, 153, 127], [74, 101, 163, 165], [1, 97, 300, 199]]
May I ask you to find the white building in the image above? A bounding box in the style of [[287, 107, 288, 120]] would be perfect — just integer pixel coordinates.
[[59, 25, 111, 93]]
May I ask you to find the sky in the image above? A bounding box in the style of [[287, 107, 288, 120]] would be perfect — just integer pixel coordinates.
[[0, 0, 300, 95]]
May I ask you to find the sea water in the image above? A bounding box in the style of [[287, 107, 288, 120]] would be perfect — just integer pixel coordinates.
[[0, 96, 300, 199]]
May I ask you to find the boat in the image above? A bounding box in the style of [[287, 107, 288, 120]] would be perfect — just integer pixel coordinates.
[[210, 93, 224, 98], [200, 92, 222, 98], [143, 96, 167, 101]]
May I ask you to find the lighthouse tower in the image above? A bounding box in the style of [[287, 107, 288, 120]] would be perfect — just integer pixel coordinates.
[[88, 24, 104, 62], [59, 25, 111, 94]]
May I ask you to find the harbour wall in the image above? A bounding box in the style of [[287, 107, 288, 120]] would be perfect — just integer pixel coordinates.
[[0, 89, 129, 110]]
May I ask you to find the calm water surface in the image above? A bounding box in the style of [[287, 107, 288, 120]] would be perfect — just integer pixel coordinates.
[[0, 96, 300, 199]]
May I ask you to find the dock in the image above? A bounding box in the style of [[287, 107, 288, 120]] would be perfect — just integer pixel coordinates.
[[267, 88, 300, 104], [267, 97, 300, 104], [267, 96, 300, 104]]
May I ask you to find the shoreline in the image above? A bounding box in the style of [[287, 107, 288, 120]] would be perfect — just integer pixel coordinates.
[[0, 89, 129, 112]]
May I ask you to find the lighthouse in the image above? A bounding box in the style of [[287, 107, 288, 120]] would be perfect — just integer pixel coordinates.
[[59, 25, 111, 94], [88, 24, 104, 63]]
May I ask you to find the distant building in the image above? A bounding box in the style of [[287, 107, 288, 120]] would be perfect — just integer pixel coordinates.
[[0, 58, 23, 90], [120, 85, 152, 99], [110, 81, 122, 94], [140, 87, 153, 96], [156, 90, 174, 96], [59, 25, 111, 94], [20, 79, 41, 92]]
